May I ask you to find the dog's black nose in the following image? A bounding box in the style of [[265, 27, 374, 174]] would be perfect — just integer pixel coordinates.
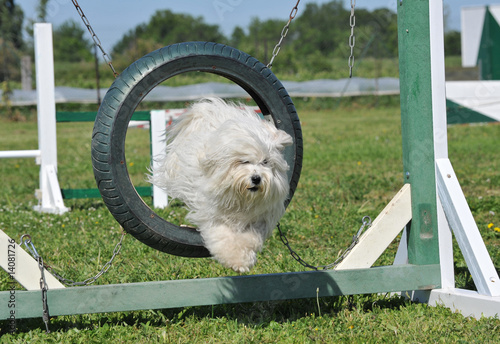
[[251, 175, 261, 185]]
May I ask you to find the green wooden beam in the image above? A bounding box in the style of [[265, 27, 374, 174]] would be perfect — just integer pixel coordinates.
[[1, 264, 440, 320], [397, 0, 440, 265], [56, 111, 98, 123], [61, 186, 152, 199], [55, 111, 151, 123]]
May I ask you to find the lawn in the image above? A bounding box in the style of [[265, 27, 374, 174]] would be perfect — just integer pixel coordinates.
[[0, 97, 499, 343]]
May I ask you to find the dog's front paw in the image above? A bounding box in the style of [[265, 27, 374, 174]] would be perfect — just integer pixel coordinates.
[[232, 265, 250, 273], [202, 223, 263, 273], [229, 250, 257, 273]]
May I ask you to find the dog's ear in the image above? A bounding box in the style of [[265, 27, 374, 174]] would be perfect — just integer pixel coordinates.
[[263, 121, 293, 151], [199, 147, 232, 176], [273, 129, 293, 151]]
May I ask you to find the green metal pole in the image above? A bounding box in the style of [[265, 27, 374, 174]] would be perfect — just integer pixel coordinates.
[[397, 0, 439, 265]]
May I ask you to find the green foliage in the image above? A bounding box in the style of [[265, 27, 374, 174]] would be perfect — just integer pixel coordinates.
[[112, 9, 226, 67], [227, 1, 399, 73], [0, 0, 24, 50], [230, 17, 288, 64], [0, 100, 499, 341], [291, 1, 352, 58], [52, 20, 93, 63], [0, 80, 23, 121], [35, 0, 50, 22], [445, 30, 462, 56], [25, 0, 50, 37], [107, 1, 458, 78], [0, 0, 25, 82]]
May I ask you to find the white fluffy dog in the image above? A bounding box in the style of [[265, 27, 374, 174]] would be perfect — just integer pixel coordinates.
[[151, 97, 292, 272]]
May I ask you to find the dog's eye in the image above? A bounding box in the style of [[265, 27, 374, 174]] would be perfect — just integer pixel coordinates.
[[262, 159, 269, 165]]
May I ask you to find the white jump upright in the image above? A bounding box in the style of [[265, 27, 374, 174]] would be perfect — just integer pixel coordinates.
[[334, 0, 500, 319], [32, 23, 69, 215], [150, 110, 169, 208], [421, 0, 500, 317]]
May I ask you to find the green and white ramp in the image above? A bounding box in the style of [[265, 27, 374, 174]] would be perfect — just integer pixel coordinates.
[[446, 81, 500, 124], [461, 5, 500, 80]]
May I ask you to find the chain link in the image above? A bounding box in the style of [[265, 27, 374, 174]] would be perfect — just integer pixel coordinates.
[[20, 235, 51, 333], [41, 232, 127, 287], [267, 0, 301, 69], [45, 232, 126, 286], [38, 256, 51, 333], [20, 231, 125, 330], [71, 0, 119, 78], [20, 233, 122, 332], [20, 231, 125, 320], [277, 215, 371, 270], [348, 0, 356, 78]]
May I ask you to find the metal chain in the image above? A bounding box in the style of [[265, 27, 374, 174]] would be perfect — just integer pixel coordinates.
[[21, 232, 125, 286], [45, 232, 126, 286], [20, 235, 51, 333], [277, 216, 372, 270], [267, 0, 301, 69], [20, 231, 125, 330], [348, 0, 356, 78], [71, 0, 119, 78], [38, 256, 50, 333]]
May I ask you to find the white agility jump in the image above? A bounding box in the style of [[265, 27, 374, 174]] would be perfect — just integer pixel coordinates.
[[0, 24, 68, 214], [0, 23, 174, 212]]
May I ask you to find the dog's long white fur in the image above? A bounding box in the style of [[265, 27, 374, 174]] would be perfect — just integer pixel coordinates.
[[150, 97, 292, 272]]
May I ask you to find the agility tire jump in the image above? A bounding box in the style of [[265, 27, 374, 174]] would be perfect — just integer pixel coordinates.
[[91, 42, 303, 258]]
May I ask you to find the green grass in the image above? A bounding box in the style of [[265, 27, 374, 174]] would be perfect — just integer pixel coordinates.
[[0, 98, 499, 342]]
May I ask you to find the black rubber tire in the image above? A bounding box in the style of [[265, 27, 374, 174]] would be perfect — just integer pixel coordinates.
[[91, 42, 302, 258]]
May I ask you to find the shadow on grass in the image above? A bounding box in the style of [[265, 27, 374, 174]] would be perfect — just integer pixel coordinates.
[[2, 293, 413, 335]]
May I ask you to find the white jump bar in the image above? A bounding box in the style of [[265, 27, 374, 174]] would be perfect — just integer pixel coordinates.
[[0, 150, 41, 159]]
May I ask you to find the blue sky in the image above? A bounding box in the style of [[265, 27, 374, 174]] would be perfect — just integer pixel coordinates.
[[19, 0, 496, 53]]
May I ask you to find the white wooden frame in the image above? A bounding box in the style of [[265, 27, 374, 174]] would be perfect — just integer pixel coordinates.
[[337, 0, 500, 319]]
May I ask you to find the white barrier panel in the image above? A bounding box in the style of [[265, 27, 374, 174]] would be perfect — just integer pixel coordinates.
[[446, 81, 500, 122]]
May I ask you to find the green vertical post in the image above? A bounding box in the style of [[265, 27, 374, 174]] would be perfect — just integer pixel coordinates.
[[397, 0, 439, 265]]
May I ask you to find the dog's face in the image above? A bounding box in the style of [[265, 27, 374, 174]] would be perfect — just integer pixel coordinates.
[[199, 118, 292, 209]]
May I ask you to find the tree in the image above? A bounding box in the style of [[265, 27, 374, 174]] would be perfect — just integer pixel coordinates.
[[52, 20, 93, 62], [36, 0, 50, 22], [233, 18, 288, 63], [25, 0, 50, 38], [290, 2, 398, 59], [0, 0, 24, 49], [292, 1, 349, 57], [444, 30, 461, 56], [112, 10, 227, 61], [0, 0, 25, 81], [230, 26, 246, 48]]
